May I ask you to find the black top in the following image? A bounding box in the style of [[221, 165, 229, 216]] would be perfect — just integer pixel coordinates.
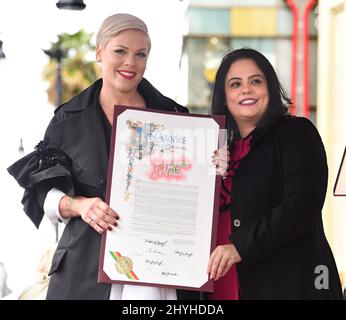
[[98, 103, 112, 155], [226, 115, 342, 299]]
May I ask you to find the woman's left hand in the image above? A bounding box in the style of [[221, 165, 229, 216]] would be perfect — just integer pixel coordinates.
[[207, 244, 242, 281]]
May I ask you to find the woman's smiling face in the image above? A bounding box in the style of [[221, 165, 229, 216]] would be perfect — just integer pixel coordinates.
[[225, 58, 269, 129], [96, 29, 149, 94]]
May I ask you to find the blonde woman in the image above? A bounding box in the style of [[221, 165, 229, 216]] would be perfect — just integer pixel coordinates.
[[8, 13, 190, 300]]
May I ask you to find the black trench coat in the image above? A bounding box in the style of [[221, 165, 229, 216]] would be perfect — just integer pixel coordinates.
[[8, 78, 196, 300], [228, 116, 342, 299]]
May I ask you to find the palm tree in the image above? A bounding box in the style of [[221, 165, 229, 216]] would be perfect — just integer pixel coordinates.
[[42, 29, 101, 106]]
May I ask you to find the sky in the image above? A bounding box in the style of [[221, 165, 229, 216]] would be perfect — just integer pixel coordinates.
[[0, 0, 188, 297]]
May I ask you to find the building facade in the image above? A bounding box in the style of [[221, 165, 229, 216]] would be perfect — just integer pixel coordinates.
[[317, 0, 346, 288], [179, 0, 318, 119]]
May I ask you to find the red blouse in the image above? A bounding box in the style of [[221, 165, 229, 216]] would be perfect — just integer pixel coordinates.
[[209, 136, 252, 300]]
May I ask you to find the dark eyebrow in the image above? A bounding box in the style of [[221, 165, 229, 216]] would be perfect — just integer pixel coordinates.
[[229, 77, 241, 81], [228, 74, 264, 82], [249, 74, 264, 79]]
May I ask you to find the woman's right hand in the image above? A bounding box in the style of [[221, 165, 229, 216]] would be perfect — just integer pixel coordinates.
[[212, 146, 230, 177], [59, 195, 119, 234]]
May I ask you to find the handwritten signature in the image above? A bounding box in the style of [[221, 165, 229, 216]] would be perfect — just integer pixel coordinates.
[[145, 259, 164, 266], [161, 271, 178, 277], [144, 239, 168, 247], [148, 248, 165, 255], [174, 250, 194, 258]]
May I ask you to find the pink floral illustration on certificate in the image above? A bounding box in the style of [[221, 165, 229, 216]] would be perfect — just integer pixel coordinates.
[[148, 153, 191, 181]]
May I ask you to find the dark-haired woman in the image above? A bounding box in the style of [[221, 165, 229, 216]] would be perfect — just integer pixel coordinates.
[[208, 48, 342, 300]]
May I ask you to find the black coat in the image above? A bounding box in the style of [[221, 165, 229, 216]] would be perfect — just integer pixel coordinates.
[[8, 78, 193, 300], [228, 115, 343, 299]]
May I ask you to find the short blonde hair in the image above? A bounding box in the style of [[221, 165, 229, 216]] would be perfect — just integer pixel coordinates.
[[96, 13, 151, 51]]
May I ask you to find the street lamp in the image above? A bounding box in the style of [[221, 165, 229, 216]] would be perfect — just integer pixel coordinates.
[[43, 41, 66, 242], [56, 0, 86, 10], [0, 39, 5, 59], [18, 138, 24, 153], [43, 43, 66, 108]]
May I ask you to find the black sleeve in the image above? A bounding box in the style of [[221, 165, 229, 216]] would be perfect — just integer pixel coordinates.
[[229, 117, 328, 264], [7, 140, 74, 228]]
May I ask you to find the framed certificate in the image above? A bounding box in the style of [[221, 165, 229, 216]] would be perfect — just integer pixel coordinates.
[[334, 146, 346, 196], [98, 106, 226, 292]]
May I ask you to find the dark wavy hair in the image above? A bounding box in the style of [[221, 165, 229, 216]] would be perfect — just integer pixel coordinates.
[[211, 48, 291, 141]]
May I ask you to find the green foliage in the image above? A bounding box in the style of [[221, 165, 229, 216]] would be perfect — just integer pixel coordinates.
[[42, 29, 101, 106]]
